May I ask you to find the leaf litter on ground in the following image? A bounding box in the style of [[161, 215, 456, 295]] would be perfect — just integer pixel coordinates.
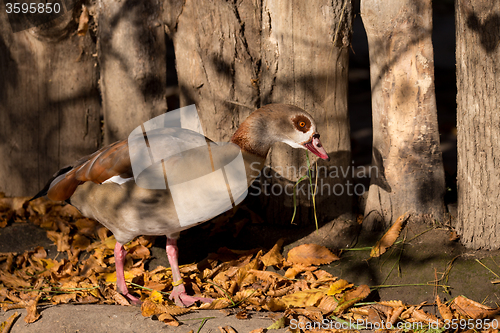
[[0, 195, 500, 332]]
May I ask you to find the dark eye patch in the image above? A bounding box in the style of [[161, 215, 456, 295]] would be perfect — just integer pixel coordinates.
[[292, 115, 311, 133]]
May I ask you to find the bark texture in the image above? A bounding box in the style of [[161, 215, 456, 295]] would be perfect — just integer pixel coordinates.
[[98, 0, 168, 144], [0, 5, 100, 196], [456, 0, 500, 249], [164, 0, 353, 226], [361, 0, 446, 229]]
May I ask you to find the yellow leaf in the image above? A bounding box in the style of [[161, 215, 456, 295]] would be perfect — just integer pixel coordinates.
[[327, 279, 353, 296], [281, 289, 327, 308], [149, 290, 164, 304], [104, 271, 135, 283], [370, 212, 410, 258]]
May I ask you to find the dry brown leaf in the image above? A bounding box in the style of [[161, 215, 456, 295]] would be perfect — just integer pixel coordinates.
[[77, 5, 90, 36], [388, 306, 405, 326], [197, 298, 232, 310], [378, 300, 405, 308], [262, 298, 286, 312], [267, 285, 293, 297], [109, 289, 131, 306], [218, 326, 237, 333], [293, 307, 324, 322], [46, 231, 70, 252], [74, 218, 98, 236], [436, 295, 453, 321], [411, 309, 439, 325], [127, 245, 150, 260], [366, 307, 384, 326], [248, 269, 287, 283], [157, 313, 180, 326], [260, 238, 284, 267], [451, 295, 500, 319], [24, 295, 41, 324], [334, 285, 371, 315], [281, 288, 327, 308], [344, 285, 370, 302], [0, 271, 31, 288], [51, 293, 77, 304], [287, 244, 339, 266], [235, 310, 248, 319], [58, 204, 82, 219], [317, 295, 339, 313], [370, 212, 410, 258], [72, 234, 91, 251], [141, 299, 164, 317]]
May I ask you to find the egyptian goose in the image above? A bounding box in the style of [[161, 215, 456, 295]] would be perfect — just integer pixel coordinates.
[[33, 104, 329, 307]]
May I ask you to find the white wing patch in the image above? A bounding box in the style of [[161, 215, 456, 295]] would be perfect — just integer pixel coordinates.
[[103, 175, 134, 185]]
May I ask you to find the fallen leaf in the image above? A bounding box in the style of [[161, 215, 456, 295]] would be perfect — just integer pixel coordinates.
[[51, 293, 77, 304], [46, 231, 70, 252], [0, 271, 31, 288], [411, 308, 439, 325], [451, 295, 500, 319], [72, 234, 91, 251], [141, 299, 163, 317], [260, 239, 284, 267], [287, 244, 339, 266], [218, 326, 237, 333], [149, 290, 164, 304], [335, 285, 371, 314], [235, 310, 248, 319], [282, 288, 327, 308], [370, 212, 410, 258], [436, 295, 453, 321], [24, 295, 41, 323], [317, 295, 339, 313], [77, 5, 90, 36], [157, 313, 179, 326], [327, 279, 353, 296]]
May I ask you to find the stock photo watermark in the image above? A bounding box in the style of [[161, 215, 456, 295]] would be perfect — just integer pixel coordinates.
[[3, 0, 78, 33], [249, 162, 378, 198]]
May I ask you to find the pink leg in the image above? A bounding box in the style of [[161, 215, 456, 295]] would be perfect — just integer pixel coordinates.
[[114, 242, 141, 305], [166, 238, 212, 307]]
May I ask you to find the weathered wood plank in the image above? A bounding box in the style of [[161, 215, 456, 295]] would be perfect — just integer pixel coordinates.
[[0, 8, 100, 197]]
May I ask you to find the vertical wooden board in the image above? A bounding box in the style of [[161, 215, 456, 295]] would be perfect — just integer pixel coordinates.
[[171, 0, 261, 143], [0, 9, 100, 197], [260, 0, 353, 225], [456, 0, 500, 249], [98, 0, 168, 144], [361, 0, 446, 229]]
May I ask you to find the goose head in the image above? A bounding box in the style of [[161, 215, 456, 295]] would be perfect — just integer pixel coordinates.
[[231, 104, 330, 161]]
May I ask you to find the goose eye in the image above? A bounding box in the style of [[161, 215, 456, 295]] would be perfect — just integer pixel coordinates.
[[299, 121, 306, 127]]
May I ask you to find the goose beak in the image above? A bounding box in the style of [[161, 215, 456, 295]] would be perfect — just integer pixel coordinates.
[[304, 135, 330, 161]]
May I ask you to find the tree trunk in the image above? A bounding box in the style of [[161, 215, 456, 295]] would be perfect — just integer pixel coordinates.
[[98, 0, 168, 144], [456, 0, 500, 249], [0, 6, 100, 197], [164, 0, 353, 227], [361, 0, 446, 230]]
